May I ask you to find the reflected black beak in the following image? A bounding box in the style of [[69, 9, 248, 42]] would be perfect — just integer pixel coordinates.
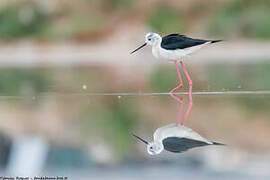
[[132, 133, 149, 145], [130, 43, 147, 54]]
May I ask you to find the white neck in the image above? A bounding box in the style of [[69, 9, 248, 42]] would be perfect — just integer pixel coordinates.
[[151, 42, 161, 59]]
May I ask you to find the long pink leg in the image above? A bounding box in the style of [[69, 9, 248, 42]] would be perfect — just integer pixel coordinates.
[[171, 94, 183, 126], [180, 61, 193, 125], [169, 60, 184, 126], [170, 61, 183, 96]]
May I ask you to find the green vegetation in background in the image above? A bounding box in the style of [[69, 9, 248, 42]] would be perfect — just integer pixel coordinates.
[[0, 3, 50, 40], [150, 66, 182, 92], [207, 63, 270, 91], [69, 67, 101, 92], [0, 69, 50, 96], [208, 0, 270, 39], [207, 63, 270, 114], [42, 15, 106, 41], [207, 65, 241, 91], [88, 0, 136, 11], [83, 100, 137, 158], [103, 0, 136, 10], [148, 5, 184, 34], [240, 63, 270, 114]]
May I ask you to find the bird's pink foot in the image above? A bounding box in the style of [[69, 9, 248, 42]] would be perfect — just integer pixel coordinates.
[[170, 84, 183, 94], [179, 61, 193, 125], [170, 93, 183, 126]]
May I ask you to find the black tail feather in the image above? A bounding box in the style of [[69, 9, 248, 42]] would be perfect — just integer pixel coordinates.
[[211, 40, 223, 43], [212, 141, 225, 146]]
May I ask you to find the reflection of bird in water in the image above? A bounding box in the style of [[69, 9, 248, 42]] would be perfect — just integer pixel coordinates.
[[132, 123, 224, 155], [131, 33, 222, 124]]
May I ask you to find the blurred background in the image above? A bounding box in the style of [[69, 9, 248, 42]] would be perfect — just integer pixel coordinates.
[[0, 0, 270, 179]]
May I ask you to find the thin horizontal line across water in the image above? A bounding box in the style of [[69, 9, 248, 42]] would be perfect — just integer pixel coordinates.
[[0, 91, 270, 99], [43, 90, 270, 97]]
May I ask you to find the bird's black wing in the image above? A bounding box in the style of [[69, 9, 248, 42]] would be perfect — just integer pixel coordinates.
[[162, 137, 209, 153], [161, 34, 209, 50]]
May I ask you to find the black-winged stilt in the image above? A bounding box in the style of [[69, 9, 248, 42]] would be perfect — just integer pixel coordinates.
[[132, 123, 224, 155], [131, 32, 222, 124]]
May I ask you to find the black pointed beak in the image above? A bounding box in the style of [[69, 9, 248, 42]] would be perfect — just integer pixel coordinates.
[[132, 133, 149, 145], [130, 43, 147, 54]]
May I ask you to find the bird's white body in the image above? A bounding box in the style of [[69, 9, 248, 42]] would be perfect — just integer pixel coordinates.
[[133, 123, 223, 155], [152, 42, 210, 61], [153, 123, 212, 145], [131, 32, 220, 61], [143, 123, 214, 155]]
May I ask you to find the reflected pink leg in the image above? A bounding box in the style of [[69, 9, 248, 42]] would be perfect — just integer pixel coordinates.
[[170, 61, 183, 95], [171, 94, 183, 126], [180, 61, 193, 125]]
